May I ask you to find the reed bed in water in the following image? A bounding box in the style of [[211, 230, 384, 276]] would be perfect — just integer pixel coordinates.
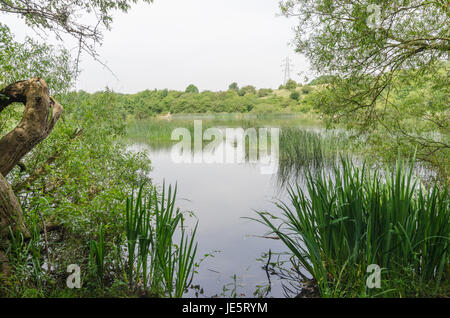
[[124, 183, 198, 297], [125, 115, 321, 145], [255, 158, 449, 297], [87, 183, 198, 297], [277, 128, 351, 186]]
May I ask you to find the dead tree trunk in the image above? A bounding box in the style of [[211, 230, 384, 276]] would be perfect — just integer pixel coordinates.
[[0, 78, 63, 278]]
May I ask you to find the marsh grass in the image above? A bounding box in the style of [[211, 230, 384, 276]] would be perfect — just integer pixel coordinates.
[[255, 158, 449, 297], [89, 223, 105, 287], [124, 182, 198, 297], [277, 128, 351, 186], [6, 212, 46, 294], [125, 114, 320, 145]]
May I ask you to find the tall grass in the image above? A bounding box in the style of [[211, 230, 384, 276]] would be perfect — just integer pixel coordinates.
[[124, 182, 198, 297], [7, 212, 46, 291], [255, 158, 449, 297], [279, 128, 349, 167], [277, 128, 350, 186], [89, 223, 105, 286], [125, 115, 320, 145]]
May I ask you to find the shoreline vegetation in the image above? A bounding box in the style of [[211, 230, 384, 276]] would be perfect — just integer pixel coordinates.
[[0, 0, 448, 299], [255, 159, 449, 298], [1, 78, 448, 298]]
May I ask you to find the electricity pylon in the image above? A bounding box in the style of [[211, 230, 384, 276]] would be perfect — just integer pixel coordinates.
[[281, 57, 294, 85]]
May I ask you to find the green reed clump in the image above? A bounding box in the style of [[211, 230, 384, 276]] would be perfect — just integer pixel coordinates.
[[124, 182, 198, 297], [256, 158, 449, 297], [279, 128, 348, 168], [89, 223, 105, 286], [6, 212, 46, 293], [277, 128, 350, 187]]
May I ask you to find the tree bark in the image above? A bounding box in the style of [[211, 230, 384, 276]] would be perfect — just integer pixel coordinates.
[[0, 77, 63, 176], [0, 173, 29, 239], [0, 77, 63, 279]]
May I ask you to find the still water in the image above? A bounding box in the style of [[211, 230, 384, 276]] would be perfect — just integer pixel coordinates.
[[128, 115, 323, 297]]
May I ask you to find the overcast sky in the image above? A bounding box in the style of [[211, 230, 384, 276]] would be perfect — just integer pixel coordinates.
[[1, 0, 311, 93]]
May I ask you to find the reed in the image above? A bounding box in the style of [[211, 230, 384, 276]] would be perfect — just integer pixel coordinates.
[[89, 223, 105, 286], [124, 182, 198, 297], [255, 158, 449, 297]]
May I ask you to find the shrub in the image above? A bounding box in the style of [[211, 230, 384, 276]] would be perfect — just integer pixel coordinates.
[[285, 79, 297, 90], [290, 91, 300, 101]]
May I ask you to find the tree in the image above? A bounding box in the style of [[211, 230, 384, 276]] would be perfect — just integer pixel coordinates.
[[281, 0, 449, 176], [185, 84, 199, 94], [285, 79, 297, 90], [238, 85, 256, 96], [0, 0, 153, 65], [301, 86, 312, 95], [290, 91, 300, 101], [258, 88, 273, 98], [309, 75, 334, 86], [228, 82, 239, 91], [0, 0, 153, 277], [0, 78, 63, 276]]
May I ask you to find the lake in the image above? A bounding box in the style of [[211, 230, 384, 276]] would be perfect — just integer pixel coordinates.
[[127, 114, 340, 297]]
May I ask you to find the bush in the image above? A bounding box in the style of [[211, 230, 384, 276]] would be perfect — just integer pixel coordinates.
[[238, 85, 256, 96], [290, 91, 300, 101], [228, 82, 239, 91], [301, 86, 312, 94], [285, 79, 297, 90], [257, 88, 273, 98]]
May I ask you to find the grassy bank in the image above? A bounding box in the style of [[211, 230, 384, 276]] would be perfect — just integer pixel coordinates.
[[2, 183, 198, 298]]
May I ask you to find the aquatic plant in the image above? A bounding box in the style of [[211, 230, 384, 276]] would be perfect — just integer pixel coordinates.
[[255, 158, 449, 297], [124, 182, 198, 297]]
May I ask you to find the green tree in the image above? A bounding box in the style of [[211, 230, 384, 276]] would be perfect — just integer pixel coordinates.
[[285, 79, 297, 90], [258, 88, 273, 98], [281, 0, 449, 177], [0, 0, 154, 279], [290, 91, 300, 101], [228, 82, 239, 91], [185, 84, 199, 94], [309, 75, 334, 86], [301, 86, 312, 95], [238, 85, 256, 96]]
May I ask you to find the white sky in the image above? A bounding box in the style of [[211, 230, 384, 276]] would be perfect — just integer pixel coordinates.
[[1, 0, 311, 93]]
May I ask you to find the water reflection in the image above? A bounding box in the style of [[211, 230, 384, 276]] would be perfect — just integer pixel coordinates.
[[126, 115, 437, 297], [127, 123, 343, 297]]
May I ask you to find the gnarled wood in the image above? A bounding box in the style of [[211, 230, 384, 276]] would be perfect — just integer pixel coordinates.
[[0, 78, 63, 278], [0, 173, 29, 239], [0, 77, 63, 177]]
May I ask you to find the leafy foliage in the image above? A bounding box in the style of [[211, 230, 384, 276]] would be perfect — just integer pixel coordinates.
[[185, 84, 199, 94], [0, 23, 75, 93], [285, 79, 297, 90], [0, 0, 154, 61], [281, 0, 449, 178]]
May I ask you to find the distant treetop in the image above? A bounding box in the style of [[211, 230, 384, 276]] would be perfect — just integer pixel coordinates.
[[185, 84, 199, 94]]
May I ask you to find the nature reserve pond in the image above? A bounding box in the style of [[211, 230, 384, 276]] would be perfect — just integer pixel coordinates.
[[127, 114, 345, 297]]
